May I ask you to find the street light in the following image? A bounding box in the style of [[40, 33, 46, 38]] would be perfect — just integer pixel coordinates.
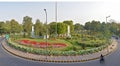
[[106, 15, 110, 23], [55, 2, 58, 38], [44, 9, 48, 60], [106, 15, 110, 53]]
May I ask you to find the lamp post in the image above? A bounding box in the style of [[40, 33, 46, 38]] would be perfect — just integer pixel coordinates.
[[106, 16, 110, 23], [55, 2, 58, 38], [44, 9, 48, 60], [106, 15, 110, 53]]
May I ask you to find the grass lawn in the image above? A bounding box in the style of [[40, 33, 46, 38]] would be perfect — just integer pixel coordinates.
[[17, 38, 72, 45], [15, 38, 74, 51], [11, 34, 108, 52]]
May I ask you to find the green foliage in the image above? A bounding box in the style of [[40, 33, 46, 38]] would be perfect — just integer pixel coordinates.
[[10, 19, 23, 33], [34, 19, 45, 36], [0, 22, 6, 33], [0, 16, 117, 56], [76, 40, 107, 47], [8, 35, 111, 56], [57, 22, 67, 35], [74, 23, 84, 33], [84, 20, 101, 32], [63, 20, 74, 33], [8, 40, 108, 56], [0, 20, 22, 34], [49, 22, 57, 35], [23, 16, 33, 37]]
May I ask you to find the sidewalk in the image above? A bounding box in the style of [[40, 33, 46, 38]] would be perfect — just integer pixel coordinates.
[[2, 39, 117, 63]]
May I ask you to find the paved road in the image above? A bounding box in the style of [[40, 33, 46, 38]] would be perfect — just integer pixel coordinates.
[[0, 37, 119, 66]]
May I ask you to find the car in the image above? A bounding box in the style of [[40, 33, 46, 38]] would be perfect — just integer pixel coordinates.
[[115, 37, 118, 39]]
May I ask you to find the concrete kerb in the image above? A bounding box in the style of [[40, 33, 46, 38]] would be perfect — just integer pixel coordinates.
[[1, 39, 118, 63]]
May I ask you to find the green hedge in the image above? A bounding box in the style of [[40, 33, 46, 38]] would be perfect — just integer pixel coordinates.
[[76, 39, 109, 47], [7, 40, 109, 56]]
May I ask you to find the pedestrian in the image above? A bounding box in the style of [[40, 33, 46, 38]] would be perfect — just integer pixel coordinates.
[[100, 54, 104, 63]]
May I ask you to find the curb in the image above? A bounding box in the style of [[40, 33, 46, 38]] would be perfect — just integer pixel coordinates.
[[1, 39, 118, 63]]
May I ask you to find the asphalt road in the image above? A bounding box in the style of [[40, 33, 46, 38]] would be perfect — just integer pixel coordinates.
[[0, 37, 119, 66]]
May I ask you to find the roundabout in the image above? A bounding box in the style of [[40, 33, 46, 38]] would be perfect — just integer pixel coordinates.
[[0, 37, 119, 66], [1, 2, 120, 66], [1, 37, 117, 63]]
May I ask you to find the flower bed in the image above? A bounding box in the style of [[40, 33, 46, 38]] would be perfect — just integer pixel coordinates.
[[52, 43, 67, 48], [18, 40, 67, 48], [8, 40, 109, 56], [7, 37, 112, 56]]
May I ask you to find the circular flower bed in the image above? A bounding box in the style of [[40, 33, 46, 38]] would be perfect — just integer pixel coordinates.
[[18, 40, 67, 48]]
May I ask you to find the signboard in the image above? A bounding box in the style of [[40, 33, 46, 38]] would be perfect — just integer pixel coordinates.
[[5, 34, 9, 40]]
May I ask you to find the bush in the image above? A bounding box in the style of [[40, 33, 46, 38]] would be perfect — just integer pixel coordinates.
[[7, 38, 110, 56], [76, 39, 108, 47]]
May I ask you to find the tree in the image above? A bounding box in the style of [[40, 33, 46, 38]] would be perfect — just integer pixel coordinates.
[[74, 23, 84, 32], [109, 22, 117, 35], [10, 19, 22, 33], [85, 20, 101, 32], [34, 19, 45, 37], [23, 16, 33, 37], [17, 24, 23, 33], [4, 21, 11, 33], [63, 20, 74, 34], [49, 22, 56, 35], [0, 21, 6, 34], [84, 22, 91, 30], [116, 23, 120, 36], [90, 20, 101, 32], [57, 22, 67, 36]]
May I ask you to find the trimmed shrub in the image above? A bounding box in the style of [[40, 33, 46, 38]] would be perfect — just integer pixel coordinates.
[[7, 39, 110, 56]]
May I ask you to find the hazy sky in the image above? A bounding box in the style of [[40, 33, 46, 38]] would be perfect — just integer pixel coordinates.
[[0, 2, 120, 25]]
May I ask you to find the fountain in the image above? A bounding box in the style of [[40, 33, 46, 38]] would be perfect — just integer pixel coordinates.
[[67, 25, 71, 37], [31, 26, 35, 38]]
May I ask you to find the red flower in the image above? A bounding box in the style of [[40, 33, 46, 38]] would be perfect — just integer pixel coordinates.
[[52, 43, 66, 48], [38, 42, 51, 48], [19, 40, 30, 44], [18, 40, 67, 48], [20, 40, 29, 42], [30, 41, 37, 45], [39, 42, 50, 45]]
